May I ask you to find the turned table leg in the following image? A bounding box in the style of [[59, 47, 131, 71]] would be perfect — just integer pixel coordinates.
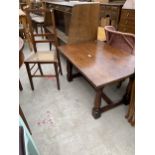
[[67, 60, 73, 82], [19, 80, 23, 91], [92, 88, 102, 119], [123, 75, 135, 105]]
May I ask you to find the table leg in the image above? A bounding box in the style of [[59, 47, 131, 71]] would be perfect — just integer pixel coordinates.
[[123, 75, 134, 105], [67, 60, 73, 82], [92, 88, 102, 119], [19, 80, 23, 91]]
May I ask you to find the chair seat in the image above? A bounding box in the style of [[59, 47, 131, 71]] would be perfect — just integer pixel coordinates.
[[30, 13, 41, 18], [32, 16, 44, 23], [25, 51, 57, 63]]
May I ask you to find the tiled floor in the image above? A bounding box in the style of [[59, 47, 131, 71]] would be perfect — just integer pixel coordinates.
[[19, 39, 135, 155]]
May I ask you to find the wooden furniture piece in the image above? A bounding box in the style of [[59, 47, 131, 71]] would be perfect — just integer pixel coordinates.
[[125, 75, 135, 126], [24, 8, 62, 90], [19, 37, 25, 91], [104, 25, 135, 54], [28, 1, 46, 34], [19, 105, 32, 134], [45, 1, 100, 44], [58, 41, 135, 118], [100, 1, 124, 29], [20, 0, 28, 10], [118, 8, 135, 34], [31, 13, 45, 34], [19, 9, 33, 51]]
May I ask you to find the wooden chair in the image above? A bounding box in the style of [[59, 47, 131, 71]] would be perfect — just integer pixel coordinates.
[[104, 25, 135, 55], [19, 9, 33, 51], [28, 0, 46, 35], [31, 14, 44, 35], [24, 8, 62, 90]]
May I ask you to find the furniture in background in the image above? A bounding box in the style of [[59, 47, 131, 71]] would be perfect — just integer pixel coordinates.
[[118, 8, 135, 34], [31, 13, 45, 35], [118, 0, 135, 34], [24, 8, 62, 90], [20, 0, 28, 10], [58, 41, 135, 118], [45, 1, 100, 44], [28, 1, 46, 35], [100, 1, 124, 29], [19, 9, 33, 51]]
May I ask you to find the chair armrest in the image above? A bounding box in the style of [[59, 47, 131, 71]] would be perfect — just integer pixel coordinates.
[[104, 26, 135, 55]]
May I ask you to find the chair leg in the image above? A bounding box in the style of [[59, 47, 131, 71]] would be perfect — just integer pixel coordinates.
[[57, 49, 63, 75], [54, 63, 60, 90], [38, 63, 43, 75], [33, 22, 38, 34], [19, 80, 23, 91], [35, 24, 38, 34], [49, 43, 52, 51], [40, 25, 44, 38], [58, 59, 63, 76], [25, 63, 34, 90]]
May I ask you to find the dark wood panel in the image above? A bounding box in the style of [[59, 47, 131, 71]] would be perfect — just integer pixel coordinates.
[[100, 2, 124, 29], [118, 9, 135, 34], [45, 1, 100, 44]]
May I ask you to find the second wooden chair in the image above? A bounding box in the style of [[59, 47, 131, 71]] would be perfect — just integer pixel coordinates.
[[24, 8, 62, 90]]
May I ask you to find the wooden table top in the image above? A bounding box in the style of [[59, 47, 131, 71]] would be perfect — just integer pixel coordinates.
[[58, 41, 135, 88]]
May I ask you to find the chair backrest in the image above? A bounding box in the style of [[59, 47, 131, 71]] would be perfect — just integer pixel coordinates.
[[28, 0, 46, 9], [104, 25, 135, 55], [25, 8, 58, 52]]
